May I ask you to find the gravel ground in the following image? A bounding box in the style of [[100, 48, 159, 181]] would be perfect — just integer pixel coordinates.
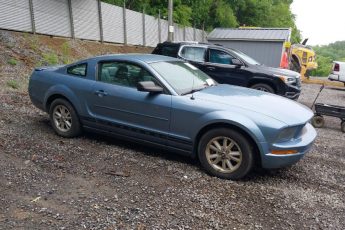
[[0, 83, 344, 229]]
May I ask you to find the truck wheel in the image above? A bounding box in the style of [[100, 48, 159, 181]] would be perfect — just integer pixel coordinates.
[[49, 98, 82, 138], [250, 83, 275, 93], [198, 128, 254, 180], [311, 115, 325, 128], [341, 121, 345, 133]]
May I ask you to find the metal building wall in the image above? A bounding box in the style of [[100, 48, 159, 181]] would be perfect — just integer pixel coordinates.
[[0, 0, 32, 32], [33, 0, 71, 37], [101, 2, 124, 44], [208, 40, 284, 67], [126, 9, 143, 45], [72, 0, 100, 41]]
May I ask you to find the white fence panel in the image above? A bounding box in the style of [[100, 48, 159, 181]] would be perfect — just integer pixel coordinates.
[[185, 27, 194, 41], [101, 2, 124, 43], [33, 0, 71, 37], [0, 0, 32, 32], [72, 0, 100, 41], [195, 29, 204, 42], [174, 24, 184, 42], [145, 15, 158, 47], [160, 19, 169, 43], [126, 9, 143, 45]]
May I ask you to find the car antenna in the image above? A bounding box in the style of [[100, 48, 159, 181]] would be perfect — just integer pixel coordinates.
[[190, 70, 195, 100]]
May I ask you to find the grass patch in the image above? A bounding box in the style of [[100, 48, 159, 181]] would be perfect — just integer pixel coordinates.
[[7, 58, 18, 66], [42, 52, 59, 65], [7, 80, 19, 89], [61, 42, 71, 64]]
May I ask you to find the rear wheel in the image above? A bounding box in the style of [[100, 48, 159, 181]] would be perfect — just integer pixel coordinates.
[[198, 128, 254, 180], [311, 115, 325, 128], [250, 83, 275, 94], [49, 98, 82, 137]]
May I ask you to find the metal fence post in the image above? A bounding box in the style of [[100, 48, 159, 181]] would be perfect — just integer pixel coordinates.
[[123, 1, 127, 45], [67, 0, 75, 39], [193, 26, 196, 41], [183, 27, 186, 41], [142, 9, 146, 46], [158, 10, 161, 43], [97, 0, 104, 43], [28, 0, 36, 34], [202, 23, 205, 42]]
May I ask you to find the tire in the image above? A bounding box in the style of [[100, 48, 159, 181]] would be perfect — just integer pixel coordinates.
[[250, 83, 275, 94], [198, 128, 254, 180], [311, 115, 325, 128], [341, 121, 345, 133], [49, 98, 82, 138]]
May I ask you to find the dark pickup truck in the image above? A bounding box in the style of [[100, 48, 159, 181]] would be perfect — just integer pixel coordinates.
[[152, 42, 301, 100]]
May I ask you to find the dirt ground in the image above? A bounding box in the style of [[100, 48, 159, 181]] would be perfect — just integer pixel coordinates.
[[0, 30, 345, 229]]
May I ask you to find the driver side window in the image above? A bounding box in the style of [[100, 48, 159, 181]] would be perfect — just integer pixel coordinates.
[[98, 62, 157, 88], [209, 49, 234, 65]]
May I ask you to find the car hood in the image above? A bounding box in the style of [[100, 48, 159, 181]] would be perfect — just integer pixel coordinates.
[[193, 84, 313, 125], [254, 65, 300, 78]]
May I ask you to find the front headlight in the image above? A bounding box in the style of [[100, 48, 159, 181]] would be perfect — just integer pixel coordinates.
[[274, 74, 297, 84], [276, 126, 298, 142]]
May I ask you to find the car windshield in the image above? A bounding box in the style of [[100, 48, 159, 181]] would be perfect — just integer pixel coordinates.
[[230, 49, 261, 65], [150, 61, 215, 95]]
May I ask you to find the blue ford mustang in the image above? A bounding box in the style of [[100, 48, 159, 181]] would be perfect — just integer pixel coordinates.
[[29, 54, 317, 179]]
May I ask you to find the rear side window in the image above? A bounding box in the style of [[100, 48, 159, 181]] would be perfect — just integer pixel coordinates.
[[67, 63, 87, 77], [180, 46, 206, 62]]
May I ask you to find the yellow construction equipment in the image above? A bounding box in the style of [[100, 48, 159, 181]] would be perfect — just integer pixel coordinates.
[[289, 39, 318, 80]]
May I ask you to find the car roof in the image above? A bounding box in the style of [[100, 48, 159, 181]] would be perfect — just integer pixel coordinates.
[[159, 41, 238, 51], [83, 53, 179, 64]]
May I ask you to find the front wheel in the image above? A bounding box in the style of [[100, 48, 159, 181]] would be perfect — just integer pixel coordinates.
[[49, 98, 82, 138], [311, 115, 325, 128], [198, 128, 254, 180], [250, 83, 275, 94]]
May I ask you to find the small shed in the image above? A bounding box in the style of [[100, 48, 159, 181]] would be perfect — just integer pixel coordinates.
[[207, 28, 291, 68]]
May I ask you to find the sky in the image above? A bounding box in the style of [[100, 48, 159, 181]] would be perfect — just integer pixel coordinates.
[[291, 0, 345, 46]]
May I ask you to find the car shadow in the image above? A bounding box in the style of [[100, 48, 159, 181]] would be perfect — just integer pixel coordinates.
[[83, 131, 198, 166]]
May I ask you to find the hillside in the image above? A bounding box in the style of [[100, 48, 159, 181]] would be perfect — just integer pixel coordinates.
[[0, 30, 152, 93], [311, 41, 345, 76]]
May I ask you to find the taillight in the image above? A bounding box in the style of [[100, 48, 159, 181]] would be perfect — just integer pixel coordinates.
[[334, 63, 340, 72]]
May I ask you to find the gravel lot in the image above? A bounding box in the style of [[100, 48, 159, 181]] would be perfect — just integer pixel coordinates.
[[0, 83, 344, 229]]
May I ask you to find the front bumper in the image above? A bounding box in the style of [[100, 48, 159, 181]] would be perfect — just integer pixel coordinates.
[[261, 123, 317, 169], [328, 74, 339, 81]]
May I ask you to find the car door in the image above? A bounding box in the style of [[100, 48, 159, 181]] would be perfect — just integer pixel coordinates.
[[88, 61, 172, 145], [204, 48, 250, 87]]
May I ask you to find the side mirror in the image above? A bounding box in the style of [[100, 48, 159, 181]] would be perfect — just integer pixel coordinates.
[[137, 81, 163, 93], [232, 58, 243, 67]]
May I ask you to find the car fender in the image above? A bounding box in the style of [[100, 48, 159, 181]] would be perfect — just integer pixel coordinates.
[[43, 84, 82, 114], [193, 110, 266, 146]]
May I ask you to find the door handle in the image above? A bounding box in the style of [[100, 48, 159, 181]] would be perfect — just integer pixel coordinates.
[[206, 66, 216, 71], [94, 90, 108, 97]]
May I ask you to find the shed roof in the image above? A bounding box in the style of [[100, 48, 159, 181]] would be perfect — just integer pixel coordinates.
[[207, 28, 291, 42]]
